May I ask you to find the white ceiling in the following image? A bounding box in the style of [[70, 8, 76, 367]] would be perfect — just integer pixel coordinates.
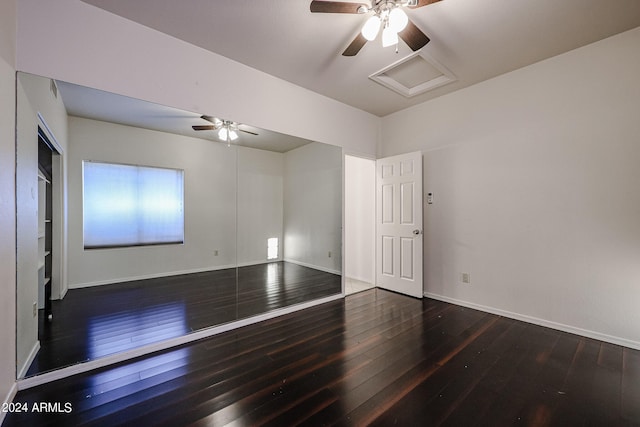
[[57, 80, 313, 153], [80, 0, 640, 117]]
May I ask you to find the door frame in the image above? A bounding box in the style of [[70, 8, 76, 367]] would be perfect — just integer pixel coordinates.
[[375, 151, 423, 298]]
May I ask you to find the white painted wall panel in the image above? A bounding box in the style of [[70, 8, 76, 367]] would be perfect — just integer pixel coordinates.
[[67, 117, 238, 287], [66, 117, 289, 287], [381, 27, 640, 348], [0, 0, 17, 411], [15, 79, 39, 378], [344, 155, 375, 284], [283, 143, 342, 274], [15, 72, 70, 377], [237, 147, 284, 266]]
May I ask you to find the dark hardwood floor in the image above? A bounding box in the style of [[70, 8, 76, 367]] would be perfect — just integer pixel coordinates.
[[7, 289, 640, 426], [27, 262, 342, 376]]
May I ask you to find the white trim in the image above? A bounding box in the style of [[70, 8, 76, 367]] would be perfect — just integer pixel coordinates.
[[342, 150, 345, 296], [342, 150, 376, 161], [17, 342, 40, 380], [17, 293, 343, 389], [236, 259, 280, 268], [68, 264, 237, 289], [37, 112, 63, 154], [0, 382, 18, 425], [424, 292, 640, 351], [346, 275, 375, 286], [369, 50, 457, 98], [283, 258, 341, 275], [68, 260, 324, 289]]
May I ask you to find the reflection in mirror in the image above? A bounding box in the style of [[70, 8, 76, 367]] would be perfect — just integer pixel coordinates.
[[16, 73, 342, 379]]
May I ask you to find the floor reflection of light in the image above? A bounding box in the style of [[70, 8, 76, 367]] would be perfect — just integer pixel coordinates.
[[81, 348, 190, 411], [88, 302, 188, 360], [267, 262, 279, 291]]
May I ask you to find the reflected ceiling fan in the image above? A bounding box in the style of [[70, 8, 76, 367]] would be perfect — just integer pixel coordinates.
[[192, 115, 258, 145], [310, 0, 440, 56]]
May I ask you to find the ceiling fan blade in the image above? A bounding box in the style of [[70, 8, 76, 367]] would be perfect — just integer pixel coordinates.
[[342, 33, 368, 56], [192, 125, 215, 131], [310, 1, 366, 14], [239, 129, 259, 136], [408, 0, 442, 8], [200, 115, 216, 123], [398, 19, 430, 51]]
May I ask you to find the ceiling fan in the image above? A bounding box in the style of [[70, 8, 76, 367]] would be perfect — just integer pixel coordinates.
[[192, 115, 258, 145], [310, 0, 440, 56]]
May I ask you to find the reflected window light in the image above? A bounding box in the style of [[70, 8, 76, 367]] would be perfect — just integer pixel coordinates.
[[267, 237, 278, 260], [87, 302, 187, 360], [83, 161, 184, 249], [267, 262, 278, 290], [84, 348, 190, 409]]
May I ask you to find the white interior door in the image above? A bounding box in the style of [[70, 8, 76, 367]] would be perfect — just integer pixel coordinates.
[[376, 151, 423, 298]]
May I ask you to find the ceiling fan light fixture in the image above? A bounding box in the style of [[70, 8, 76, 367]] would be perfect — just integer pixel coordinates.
[[389, 7, 408, 32], [218, 127, 229, 141], [382, 25, 398, 47], [361, 15, 381, 41], [218, 125, 239, 142]]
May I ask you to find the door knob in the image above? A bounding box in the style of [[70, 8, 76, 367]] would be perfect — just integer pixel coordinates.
[[413, 229, 421, 235]]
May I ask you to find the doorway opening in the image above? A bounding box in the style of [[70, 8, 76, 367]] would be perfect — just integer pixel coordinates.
[[37, 128, 60, 339], [344, 155, 375, 295]]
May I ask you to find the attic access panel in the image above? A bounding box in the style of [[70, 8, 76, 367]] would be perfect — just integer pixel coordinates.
[[369, 50, 456, 98]]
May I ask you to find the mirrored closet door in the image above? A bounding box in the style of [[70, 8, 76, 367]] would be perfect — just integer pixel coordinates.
[[16, 72, 343, 379]]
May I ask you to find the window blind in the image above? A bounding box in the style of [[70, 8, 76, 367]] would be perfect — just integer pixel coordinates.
[[83, 161, 184, 249]]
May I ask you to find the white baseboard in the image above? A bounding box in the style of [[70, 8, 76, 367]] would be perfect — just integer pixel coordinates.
[[284, 258, 341, 275], [0, 382, 18, 425], [70, 260, 340, 289], [69, 264, 237, 289], [17, 341, 40, 380], [424, 292, 640, 351], [345, 276, 375, 285], [236, 259, 279, 268], [17, 293, 344, 390]]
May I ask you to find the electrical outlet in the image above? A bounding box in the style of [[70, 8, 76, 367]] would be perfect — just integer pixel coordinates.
[[33, 302, 37, 317], [214, 250, 219, 256], [461, 273, 471, 284]]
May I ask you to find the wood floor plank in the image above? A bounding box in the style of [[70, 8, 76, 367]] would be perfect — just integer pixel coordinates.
[[27, 261, 341, 376], [6, 289, 640, 427], [370, 316, 513, 426], [622, 348, 640, 423]]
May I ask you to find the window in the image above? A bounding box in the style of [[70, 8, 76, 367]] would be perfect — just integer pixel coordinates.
[[267, 237, 278, 260], [83, 161, 184, 249]]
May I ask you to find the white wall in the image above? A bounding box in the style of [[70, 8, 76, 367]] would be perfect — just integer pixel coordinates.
[[0, 0, 17, 416], [15, 77, 39, 379], [17, 73, 69, 298], [67, 117, 290, 286], [67, 116, 238, 286], [284, 143, 342, 274], [381, 27, 640, 349], [344, 155, 375, 283], [237, 147, 284, 266], [15, 72, 69, 378], [15, 0, 378, 158]]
